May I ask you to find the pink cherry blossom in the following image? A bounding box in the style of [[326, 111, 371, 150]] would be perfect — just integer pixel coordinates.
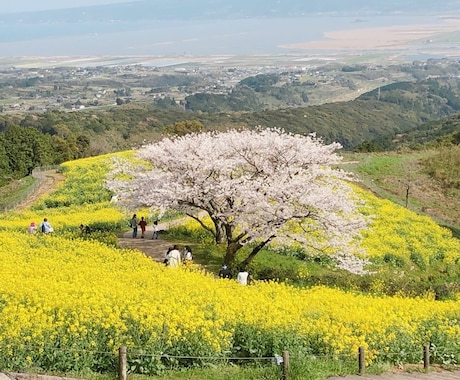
[[106, 128, 368, 270]]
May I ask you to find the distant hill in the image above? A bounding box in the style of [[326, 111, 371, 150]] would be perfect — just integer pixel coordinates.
[[1, 74, 460, 185], [3, 0, 460, 21], [1, 75, 460, 155], [391, 114, 460, 148], [183, 76, 460, 149], [1, 72, 459, 233]]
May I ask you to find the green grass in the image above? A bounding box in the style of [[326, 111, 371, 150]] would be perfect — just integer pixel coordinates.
[[345, 151, 460, 234], [0, 175, 37, 210], [355, 155, 404, 176]]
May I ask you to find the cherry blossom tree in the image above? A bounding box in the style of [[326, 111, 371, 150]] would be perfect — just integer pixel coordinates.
[[106, 128, 367, 267]]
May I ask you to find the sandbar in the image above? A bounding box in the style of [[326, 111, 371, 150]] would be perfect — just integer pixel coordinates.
[[279, 18, 460, 52]]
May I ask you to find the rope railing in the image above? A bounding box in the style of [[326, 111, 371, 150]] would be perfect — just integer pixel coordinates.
[[119, 346, 291, 380], [2, 343, 459, 380], [127, 353, 276, 361], [4, 342, 459, 360]]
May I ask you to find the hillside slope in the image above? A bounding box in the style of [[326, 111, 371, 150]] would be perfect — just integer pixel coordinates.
[[344, 151, 460, 238]]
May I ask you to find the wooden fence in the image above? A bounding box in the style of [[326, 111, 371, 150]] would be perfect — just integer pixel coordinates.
[[116, 345, 436, 380]]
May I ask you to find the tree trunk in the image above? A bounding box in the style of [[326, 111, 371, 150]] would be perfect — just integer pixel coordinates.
[[214, 221, 226, 244], [224, 241, 242, 265]]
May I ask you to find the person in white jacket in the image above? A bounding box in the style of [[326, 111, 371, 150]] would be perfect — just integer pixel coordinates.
[[167, 245, 182, 267]]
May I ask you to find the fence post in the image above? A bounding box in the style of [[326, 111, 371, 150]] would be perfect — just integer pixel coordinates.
[[119, 345, 127, 380], [282, 350, 290, 380], [358, 346, 365, 375], [424, 345, 430, 372]]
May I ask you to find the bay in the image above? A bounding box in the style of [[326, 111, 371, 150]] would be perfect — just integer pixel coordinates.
[[0, 15, 441, 56]]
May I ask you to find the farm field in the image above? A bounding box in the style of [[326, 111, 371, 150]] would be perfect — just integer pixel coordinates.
[[1, 150, 460, 380]]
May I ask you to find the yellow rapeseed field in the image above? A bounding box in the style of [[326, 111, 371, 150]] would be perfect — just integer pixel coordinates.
[[0, 151, 459, 373]]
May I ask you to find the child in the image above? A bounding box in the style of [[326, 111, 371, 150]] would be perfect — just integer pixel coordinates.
[[152, 220, 159, 239], [28, 221, 37, 235]]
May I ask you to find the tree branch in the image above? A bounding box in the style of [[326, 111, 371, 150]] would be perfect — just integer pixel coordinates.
[[241, 235, 276, 268], [185, 212, 216, 238]]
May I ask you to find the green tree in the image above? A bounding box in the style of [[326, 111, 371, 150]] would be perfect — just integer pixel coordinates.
[[0, 135, 11, 186], [239, 74, 280, 92], [163, 120, 204, 136], [76, 135, 91, 157], [4, 125, 54, 177]]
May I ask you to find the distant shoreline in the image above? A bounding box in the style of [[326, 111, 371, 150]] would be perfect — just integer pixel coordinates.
[[279, 17, 460, 53], [1, 15, 460, 68]]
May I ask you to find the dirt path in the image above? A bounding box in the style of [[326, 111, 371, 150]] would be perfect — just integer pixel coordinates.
[[118, 216, 201, 263], [327, 368, 460, 380], [118, 223, 172, 263], [15, 169, 65, 211]]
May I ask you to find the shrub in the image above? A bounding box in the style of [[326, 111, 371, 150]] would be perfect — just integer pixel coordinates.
[[410, 252, 426, 270], [382, 253, 406, 267]]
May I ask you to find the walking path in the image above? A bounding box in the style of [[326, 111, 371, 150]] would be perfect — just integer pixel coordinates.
[[4, 368, 460, 380], [327, 369, 460, 380], [117, 219, 182, 262]]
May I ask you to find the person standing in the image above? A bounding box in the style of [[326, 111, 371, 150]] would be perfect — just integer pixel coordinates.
[[138, 216, 147, 238], [152, 220, 159, 239], [130, 214, 138, 238], [167, 245, 182, 267], [39, 218, 53, 234]]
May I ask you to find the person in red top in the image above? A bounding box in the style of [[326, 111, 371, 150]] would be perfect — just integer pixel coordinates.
[[138, 216, 147, 238]]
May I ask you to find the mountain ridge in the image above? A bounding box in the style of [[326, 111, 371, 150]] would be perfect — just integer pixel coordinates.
[[3, 0, 460, 20]]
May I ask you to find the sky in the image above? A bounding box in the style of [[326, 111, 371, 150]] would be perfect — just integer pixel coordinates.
[[0, 0, 135, 14]]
